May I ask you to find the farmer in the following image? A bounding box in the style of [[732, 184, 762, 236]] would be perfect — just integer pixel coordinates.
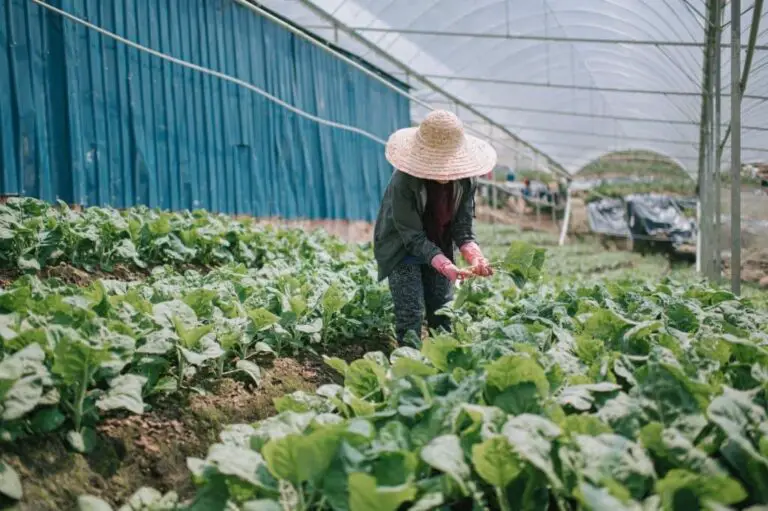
[[373, 110, 496, 344]]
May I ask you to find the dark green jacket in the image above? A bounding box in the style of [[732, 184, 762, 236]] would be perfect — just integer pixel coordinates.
[[373, 171, 477, 281]]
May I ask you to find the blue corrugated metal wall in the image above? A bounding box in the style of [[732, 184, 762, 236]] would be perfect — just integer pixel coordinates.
[[0, 0, 410, 221]]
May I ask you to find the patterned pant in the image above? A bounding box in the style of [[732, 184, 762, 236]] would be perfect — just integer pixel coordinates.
[[388, 262, 454, 344]]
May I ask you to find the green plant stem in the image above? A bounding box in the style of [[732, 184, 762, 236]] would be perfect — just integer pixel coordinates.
[[177, 349, 186, 391], [73, 366, 91, 432], [297, 487, 307, 511], [496, 487, 511, 511]]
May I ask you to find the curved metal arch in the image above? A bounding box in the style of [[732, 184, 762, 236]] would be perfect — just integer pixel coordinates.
[[571, 147, 693, 177], [257, 0, 768, 177]]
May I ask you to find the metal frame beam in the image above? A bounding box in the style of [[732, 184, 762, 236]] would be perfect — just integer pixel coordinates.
[[462, 123, 768, 153], [569, 154, 699, 163], [301, 25, 768, 51], [284, 0, 570, 177], [410, 74, 768, 100], [441, 102, 768, 132], [510, 139, 702, 158], [731, 0, 743, 294]]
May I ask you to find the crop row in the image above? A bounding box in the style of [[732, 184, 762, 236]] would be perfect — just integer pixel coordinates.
[[79, 248, 768, 510], [2, 201, 768, 510], [0, 198, 334, 272]]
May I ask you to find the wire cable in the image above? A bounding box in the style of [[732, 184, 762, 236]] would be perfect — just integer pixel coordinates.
[[34, 0, 559, 174], [32, 0, 391, 146]]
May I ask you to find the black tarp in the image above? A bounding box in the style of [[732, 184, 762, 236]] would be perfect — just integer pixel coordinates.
[[586, 198, 631, 237], [626, 194, 696, 245], [586, 194, 696, 246]]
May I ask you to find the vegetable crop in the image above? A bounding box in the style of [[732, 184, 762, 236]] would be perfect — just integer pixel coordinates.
[[86, 245, 768, 510], [0, 199, 766, 511]]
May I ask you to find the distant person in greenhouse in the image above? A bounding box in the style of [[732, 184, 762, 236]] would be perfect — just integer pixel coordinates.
[[373, 110, 496, 345]]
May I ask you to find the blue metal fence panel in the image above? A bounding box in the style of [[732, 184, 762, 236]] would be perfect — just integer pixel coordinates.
[[0, 0, 410, 221]]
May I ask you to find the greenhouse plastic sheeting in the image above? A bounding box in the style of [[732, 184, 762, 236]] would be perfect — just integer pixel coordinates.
[[260, 0, 768, 174], [586, 198, 631, 237], [0, 0, 409, 221]]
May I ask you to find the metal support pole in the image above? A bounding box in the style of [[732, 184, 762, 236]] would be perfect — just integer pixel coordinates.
[[559, 187, 572, 246], [699, 0, 719, 280], [731, 0, 742, 294], [714, 1, 723, 282]]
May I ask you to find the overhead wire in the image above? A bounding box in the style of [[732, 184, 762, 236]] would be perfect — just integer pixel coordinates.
[[258, 0, 569, 174], [31, 0, 390, 145], [33, 0, 556, 173]]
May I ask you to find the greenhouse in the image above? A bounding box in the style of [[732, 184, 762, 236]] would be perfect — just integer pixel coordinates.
[[0, 1, 767, 510]]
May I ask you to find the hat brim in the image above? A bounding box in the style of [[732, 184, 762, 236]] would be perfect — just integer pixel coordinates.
[[385, 127, 498, 181]]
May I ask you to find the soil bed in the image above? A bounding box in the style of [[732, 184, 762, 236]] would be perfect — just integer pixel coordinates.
[[1, 337, 394, 511]]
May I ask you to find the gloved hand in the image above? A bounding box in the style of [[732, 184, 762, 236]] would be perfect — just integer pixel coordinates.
[[431, 254, 473, 283], [460, 242, 493, 277]]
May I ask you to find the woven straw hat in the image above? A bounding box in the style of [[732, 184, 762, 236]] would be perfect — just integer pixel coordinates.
[[385, 110, 497, 181]]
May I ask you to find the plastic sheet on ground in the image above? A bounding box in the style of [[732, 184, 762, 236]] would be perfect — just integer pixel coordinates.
[[586, 198, 631, 237], [626, 194, 696, 246], [587, 194, 696, 247]]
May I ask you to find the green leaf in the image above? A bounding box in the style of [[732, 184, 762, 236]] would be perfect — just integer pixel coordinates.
[[500, 241, 547, 288], [582, 309, 631, 344], [639, 422, 725, 476], [348, 472, 416, 511], [655, 469, 747, 509], [486, 355, 550, 396], [67, 427, 98, 453], [52, 337, 110, 386], [152, 300, 197, 330], [201, 444, 277, 492], [502, 414, 563, 489], [322, 283, 348, 316], [97, 374, 147, 415], [577, 483, 636, 511], [241, 500, 283, 511], [179, 337, 224, 366], [183, 289, 219, 319], [421, 335, 461, 372], [472, 435, 523, 488], [345, 359, 386, 399], [575, 434, 657, 500], [248, 308, 280, 331], [236, 360, 262, 386], [666, 302, 699, 333], [391, 357, 438, 378], [30, 407, 67, 433], [0, 461, 22, 500], [18, 255, 41, 271], [262, 428, 341, 485], [77, 495, 113, 511], [420, 434, 471, 494], [274, 391, 332, 414], [118, 487, 179, 510], [323, 356, 349, 376], [0, 343, 52, 421], [0, 286, 31, 313], [563, 415, 613, 437], [172, 318, 213, 350], [558, 383, 621, 412]]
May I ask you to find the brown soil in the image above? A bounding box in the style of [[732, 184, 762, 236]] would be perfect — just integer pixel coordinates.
[[0, 263, 149, 289], [723, 248, 768, 284], [249, 218, 374, 244], [1, 336, 394, 511]]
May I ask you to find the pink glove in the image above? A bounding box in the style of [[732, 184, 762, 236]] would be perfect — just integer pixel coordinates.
[[460, 242, 493, 277], [431, 254, 473, 283]]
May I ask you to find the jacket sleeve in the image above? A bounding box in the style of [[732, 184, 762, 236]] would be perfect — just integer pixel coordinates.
[[391, 178, 443, 264], [451, 179, 477, 248]]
